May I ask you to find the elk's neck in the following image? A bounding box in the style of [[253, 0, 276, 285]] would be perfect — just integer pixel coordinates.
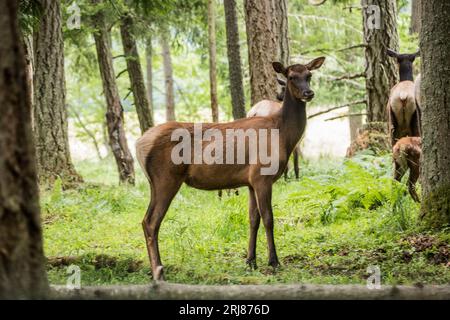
[[280, 88, 307, 154], [399, 63, 414, 82]]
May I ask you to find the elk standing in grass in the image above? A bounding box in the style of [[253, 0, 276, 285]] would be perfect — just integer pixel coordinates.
[[136, 57, 325, 280], [247, 78, 301, 180]]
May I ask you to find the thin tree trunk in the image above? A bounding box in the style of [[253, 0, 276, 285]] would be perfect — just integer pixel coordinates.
[[91, 0, 135, 185], [161, 32, 176, 121], [120, 14, 153, 133], [33, 0, 81, 187], [23, 34, 34, 130], [208, 0, 219, 122], [223, 0, 246, 119], [244, 0, 278, 106], [145, 38, 154, 117], [361, 0, 399, 123], [419, 0, 450, 228], [410, 0, 421, 34], [0, 0, 48, 299]]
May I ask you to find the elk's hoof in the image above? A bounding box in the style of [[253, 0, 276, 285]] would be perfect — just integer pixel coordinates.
[[246, 258, 258, 270], [268, 259, 280, 269], [153, 265, 165, 281]]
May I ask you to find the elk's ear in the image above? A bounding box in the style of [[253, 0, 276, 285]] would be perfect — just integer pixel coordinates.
[[306, 56, 325, 71], [386, 49, 398, 58], [272, 62, 287, 75], [277, 78, 286, 86]]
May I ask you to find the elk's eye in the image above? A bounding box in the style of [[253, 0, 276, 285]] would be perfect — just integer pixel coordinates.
[[288, 76, 294, 81]]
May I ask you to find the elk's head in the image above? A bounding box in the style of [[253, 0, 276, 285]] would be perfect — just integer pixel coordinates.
[[272, 57, 325, 102], [387, 49, 420, 81]]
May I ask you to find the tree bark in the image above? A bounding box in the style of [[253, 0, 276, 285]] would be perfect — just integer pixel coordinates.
[[410, 0, 421, 34], [244, 0, 278, 106], [161, 32, 176, 121], [145, 38, 154, 115], [33, 0, 81, 187], [208, 0, 219, 122], [91, 0, 135, 185], [0, 0, 48, 299], [223, 0, 246, 119], [120, 14, 153, 133], [349, 107, 363, 143], [419, 0, 450, 228], [273, 0, 290, 66], [361, 0, 399, 123]]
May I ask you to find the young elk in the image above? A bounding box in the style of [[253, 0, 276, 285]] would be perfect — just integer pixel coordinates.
[[136, 57, 325, 280], [247, 78, 301, 180], [393, 137, 421, 202], [386, 49, 421, 146]]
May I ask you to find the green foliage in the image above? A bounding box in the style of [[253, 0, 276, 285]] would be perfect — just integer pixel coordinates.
[[42, 157, 450, 286]]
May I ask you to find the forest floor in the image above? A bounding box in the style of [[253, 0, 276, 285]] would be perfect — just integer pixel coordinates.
[[42, 153, 450, 286]]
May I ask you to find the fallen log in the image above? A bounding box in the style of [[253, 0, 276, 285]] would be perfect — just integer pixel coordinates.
[[49, 283, 450, 300]]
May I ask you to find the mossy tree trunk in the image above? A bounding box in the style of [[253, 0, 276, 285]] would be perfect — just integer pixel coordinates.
[[33, 0, 81, 187], [419, 0, 450, 228], [0, 0, 48, 298], [91, 0, 135, 185], [120, 14, 153, 133], [223, 0, 246, 119]]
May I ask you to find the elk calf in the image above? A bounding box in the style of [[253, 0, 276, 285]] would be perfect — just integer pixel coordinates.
[[393, 137, 421, 202]]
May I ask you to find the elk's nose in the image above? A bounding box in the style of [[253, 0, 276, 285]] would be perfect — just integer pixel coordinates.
[[304, 90, 314, 98]]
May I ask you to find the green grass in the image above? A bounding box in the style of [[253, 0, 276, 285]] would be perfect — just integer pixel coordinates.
[[42, 154, 450, 286]]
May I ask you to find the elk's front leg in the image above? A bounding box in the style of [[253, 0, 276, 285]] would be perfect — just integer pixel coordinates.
[[247, 187, 260, 269], [253, 183, 279, 268]]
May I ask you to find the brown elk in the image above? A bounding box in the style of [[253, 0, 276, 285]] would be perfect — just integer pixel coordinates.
[[386, 49, 421, 146], [136, 57, 325, 280], [392, 137, 421, 202], [247, 78, 301, 180]]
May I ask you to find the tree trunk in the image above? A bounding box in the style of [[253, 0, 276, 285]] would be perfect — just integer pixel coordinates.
[[361, 0, 399, 123], [419, 0, 450, 228], [91, 0, 135, 185], [120, 14, 153, 133], [145, 38, 154, 115], [244, 0, 278, 106], [273, 0, 290, 66], [0, 0, 48, 299], [33, 0, 81, 187], [223, 0, 246, 119], [161, 32, 176, 121], [410, 0, 421, 34], [208, 0, 219, 122], [349, 107, 363, 143]]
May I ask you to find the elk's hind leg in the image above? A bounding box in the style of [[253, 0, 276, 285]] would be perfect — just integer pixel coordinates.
[[407, 158, 420, 203], [246, 187, 260, 269], [142, 177, 182, 281]]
